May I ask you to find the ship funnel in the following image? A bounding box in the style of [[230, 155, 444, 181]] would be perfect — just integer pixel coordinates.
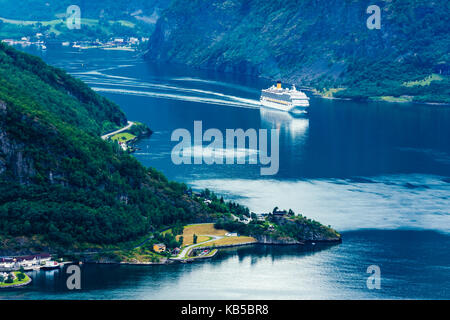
[[276, 81, 282, 89]]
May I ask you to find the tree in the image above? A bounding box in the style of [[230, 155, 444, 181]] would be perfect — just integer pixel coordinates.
[[193, 234, 198, 244], [17, 272, 25, 281], [5, 274, 14, 283], [178, 236, 184, 247]]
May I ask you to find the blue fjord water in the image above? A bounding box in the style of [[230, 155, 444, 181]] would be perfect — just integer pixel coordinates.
[[2, 47, 449, 299]]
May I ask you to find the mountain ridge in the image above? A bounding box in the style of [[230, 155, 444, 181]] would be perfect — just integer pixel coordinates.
[[145, 0, 449, 103]]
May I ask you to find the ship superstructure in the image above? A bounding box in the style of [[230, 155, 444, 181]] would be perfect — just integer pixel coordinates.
[[260, 81, 309, 113]]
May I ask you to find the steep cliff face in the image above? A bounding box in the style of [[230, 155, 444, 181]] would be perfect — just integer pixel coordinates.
[[0, 110, 35, 183], [146, 0, 449, 102], [0, 101, 35, 182], [255, 235, 302, 245]]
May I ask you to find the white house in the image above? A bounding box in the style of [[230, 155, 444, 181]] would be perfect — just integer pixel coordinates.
[[129, 37, 139, 44], [1, 254, 51, 270], [255, 212, 269, 221], [0, 272, 10, 281], [256, 215, 266, 222], [0, 258, 15, 269], [225, 232, 238, 237], [19, 254, 51, 269]]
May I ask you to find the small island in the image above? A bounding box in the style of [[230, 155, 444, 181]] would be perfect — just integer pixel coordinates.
[[0, 269, 31, 289]]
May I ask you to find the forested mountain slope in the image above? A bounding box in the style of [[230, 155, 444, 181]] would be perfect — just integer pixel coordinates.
[[0, 0, 170, 40], [0, 43, 340, 254], [0, 0, 169, 21], [0, 43, 208, 252], [146, 0, 449, 103]]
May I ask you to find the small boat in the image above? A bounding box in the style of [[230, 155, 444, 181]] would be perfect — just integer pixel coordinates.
[[41, 260, 61, 270]]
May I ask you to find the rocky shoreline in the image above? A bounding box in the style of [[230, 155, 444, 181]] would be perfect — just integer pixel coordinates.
[[84, 237, 342, 265]]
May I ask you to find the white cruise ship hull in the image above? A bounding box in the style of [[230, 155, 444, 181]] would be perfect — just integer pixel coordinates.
[[260, 98, 309, 114]]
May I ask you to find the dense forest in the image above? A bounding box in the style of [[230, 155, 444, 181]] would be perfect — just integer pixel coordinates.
[[146, 0, 449, 103], [0, 43, 207, 251], [1, 43, 296, 253]]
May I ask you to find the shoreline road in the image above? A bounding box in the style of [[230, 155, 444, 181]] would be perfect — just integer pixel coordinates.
[[172, 235, 223, 260], [101, 121, 134, 140]]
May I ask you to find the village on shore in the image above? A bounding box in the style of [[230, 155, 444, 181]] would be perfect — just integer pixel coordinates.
[[0, 253, 68, 288], [1, 32, 149, 51]]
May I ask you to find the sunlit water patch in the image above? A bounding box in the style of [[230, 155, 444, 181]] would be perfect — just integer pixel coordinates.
[[190, 174, 450, 233]]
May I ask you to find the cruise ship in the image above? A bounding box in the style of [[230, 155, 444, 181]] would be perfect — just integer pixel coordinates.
[[260, 81, 309, 114]]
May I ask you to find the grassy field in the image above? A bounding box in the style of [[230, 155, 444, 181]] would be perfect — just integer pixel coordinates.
[[174, 223, 257, 249], [111, 132, 136, 143], [0, 272, 31, 288], [200, 236, 257, 247], [373, 96, 413, 103], [116, 247, 164, 263], [316, 87, 346, 98], [180, 224, 228, 237], [176, 223, 227, 247], [403, 74, 444, 87], [176, 234, 211, 247]]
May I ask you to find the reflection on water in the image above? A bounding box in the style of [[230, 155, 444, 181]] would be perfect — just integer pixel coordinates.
[[2, 230, 449, 299], [260, 107, 309, 138], [260, 107, 310, 170]]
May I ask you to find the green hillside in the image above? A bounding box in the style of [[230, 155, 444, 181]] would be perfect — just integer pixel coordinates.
[[0, 43, 340, 254], [0, 43, 207, 251], [0, 0, 168, 21], [0, 0, 169, 40], [146, 0, 450, 103]]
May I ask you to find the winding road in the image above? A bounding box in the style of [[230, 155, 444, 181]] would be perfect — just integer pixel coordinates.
[[101, 121, 134, 140], [172, 235, 223, 260]]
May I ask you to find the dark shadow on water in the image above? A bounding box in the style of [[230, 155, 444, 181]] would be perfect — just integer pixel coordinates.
[[215, 242, 339, 263], [5, 242, 339, 295]]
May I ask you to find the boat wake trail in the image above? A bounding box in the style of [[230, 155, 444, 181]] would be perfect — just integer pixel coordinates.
[[73, 68, 261, 109]]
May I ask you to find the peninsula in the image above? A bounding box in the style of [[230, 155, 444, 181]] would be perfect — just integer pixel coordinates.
[[0, 43, 340, 265]]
